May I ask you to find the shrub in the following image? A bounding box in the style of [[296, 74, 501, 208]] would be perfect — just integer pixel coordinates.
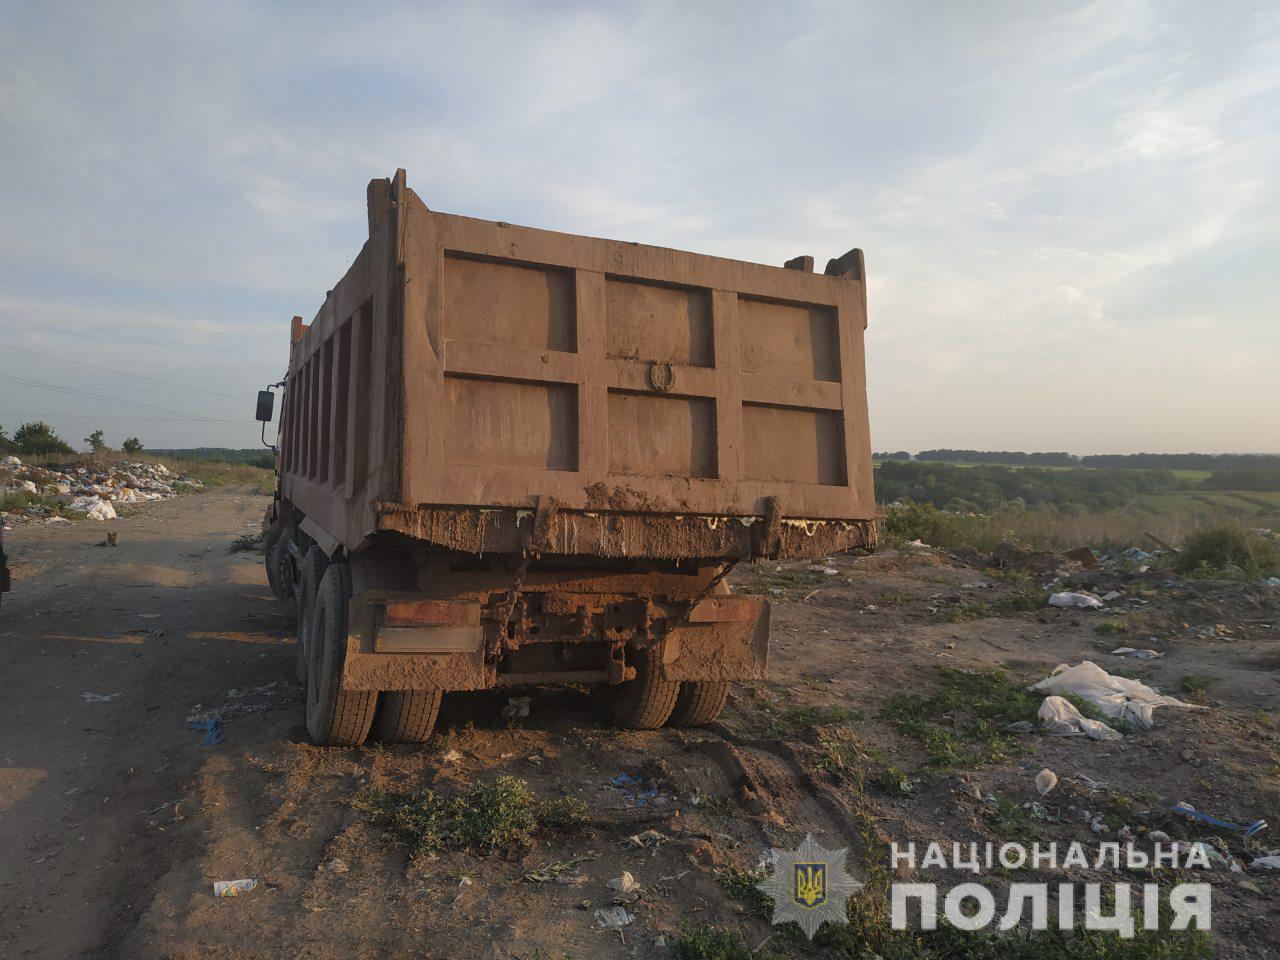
[[1174, 523, 1280, 579]]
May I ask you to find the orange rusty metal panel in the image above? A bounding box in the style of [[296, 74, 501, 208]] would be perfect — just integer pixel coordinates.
[[276, 171, 875, 555]]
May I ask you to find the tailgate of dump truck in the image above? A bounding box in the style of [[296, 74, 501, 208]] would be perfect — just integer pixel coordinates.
[[400, 191, 872, 515]]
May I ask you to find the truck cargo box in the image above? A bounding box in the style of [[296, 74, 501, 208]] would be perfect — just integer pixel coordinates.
[[277, 170, 875, 561]]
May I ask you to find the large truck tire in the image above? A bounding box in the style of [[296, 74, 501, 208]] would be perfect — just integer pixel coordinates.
[[600, 645, 680, 730], [371, 690, 443, 743], [667, 680, 730, 727], [667, 578, 733, 726], [264, 522, 294, 604], [294, 546, 328, 685], [305, 563, 377, 746]]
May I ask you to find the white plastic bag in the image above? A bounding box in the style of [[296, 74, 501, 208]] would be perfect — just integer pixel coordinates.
[[1031, 661, 1202, 730], [1037, 695, 1123, 740], [1048, 592, 1103, 609]]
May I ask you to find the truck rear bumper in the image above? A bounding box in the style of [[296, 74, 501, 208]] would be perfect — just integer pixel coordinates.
[[338, 590, 769, 692]]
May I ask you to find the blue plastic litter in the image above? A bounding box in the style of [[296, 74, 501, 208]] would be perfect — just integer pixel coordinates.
[[188, 716, 224, 746], [1114, 547, 1154, 563], [1171, 803, 1267, 838], [634, 786, 662, 806], [609, 773, 662, 806]]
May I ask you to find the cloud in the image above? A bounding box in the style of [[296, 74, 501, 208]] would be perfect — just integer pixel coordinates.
[[0, 0, 1277, 452]]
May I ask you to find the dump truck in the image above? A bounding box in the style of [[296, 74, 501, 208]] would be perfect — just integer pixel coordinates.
[[257, 170, 875, 746]]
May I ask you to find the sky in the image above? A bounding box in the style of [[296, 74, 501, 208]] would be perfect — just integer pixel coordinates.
[[0, 0, 1277, 455]]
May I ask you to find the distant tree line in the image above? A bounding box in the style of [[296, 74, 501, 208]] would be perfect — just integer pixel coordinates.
[[875, 449, 1280, 473], [0, 422, 142, 457], [1202, 469, 1280, 492], [875, 460, 1182, 513]]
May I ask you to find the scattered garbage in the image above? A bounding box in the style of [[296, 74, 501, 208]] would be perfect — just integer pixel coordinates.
[[1030, 661, 1203, 730], [81, 691, 123, 703], [1110, 647, 1163, 659], [325, 858, 349, 874], [1170, 802, 1267, 838], [1037, 695, 1122, 741], [627, 829, 668, 848], [1006, 720, 1035, 734], [594, 906, 634, 929], [0, 456, 201, 526], [1048, 591, 1104, 610], [441, 748, 462, 763], [1035, 769, 1059, 797], [1250, 856, 1280, 871], [213, 879, 257, 897], [501, 696, 531, 721], [188, 716, 225, 746], [607, 871, 640, 895], [610, 773, 663, 807]]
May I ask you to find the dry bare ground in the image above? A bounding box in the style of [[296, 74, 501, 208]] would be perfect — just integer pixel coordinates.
[[1, 487, 1277, 958]]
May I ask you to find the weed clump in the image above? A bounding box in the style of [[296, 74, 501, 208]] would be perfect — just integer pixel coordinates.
[[882, 667, 1040, 768], [1174, 523, 1280, 579], [355, 775, 587, 854]]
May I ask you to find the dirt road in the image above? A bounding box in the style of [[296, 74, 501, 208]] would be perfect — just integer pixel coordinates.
[[2, 488, 1277, 958]]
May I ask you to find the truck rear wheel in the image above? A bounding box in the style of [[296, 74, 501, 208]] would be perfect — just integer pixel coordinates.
[[371, 690, 442, 743], [265, 523, 295, 604], [599, 645, 680, 729], [305, 563, 377, 746], [294, 546, 328, 685], [667, 680, 730, 727]]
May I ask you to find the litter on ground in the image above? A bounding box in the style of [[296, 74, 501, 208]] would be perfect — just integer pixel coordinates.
[[1048, 591, 1104, 610], [1037, 695, 1123, 741], [212, 879, 257, 897], [1030, 660, 1203, 730]]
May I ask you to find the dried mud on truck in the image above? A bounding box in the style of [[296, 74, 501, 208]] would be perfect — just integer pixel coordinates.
[[257, 169, 875, 746]]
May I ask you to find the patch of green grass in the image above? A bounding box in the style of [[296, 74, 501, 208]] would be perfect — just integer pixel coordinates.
[[673, 925, 777, 960], [1, 490, 73, 520], [936, 583, 1047, 623], [1178, 674, 1212, 704], [766, 704, 862, 738], [1096, 618, 1128, 636], [354, 775, 587, 854], [882, 667, 1039, 768], [716, 865, 771, 918], [812, 730, 866, 775], [879, 592, 911, 606], [873, 763, 915, 797], [738, 566, 826, 595]]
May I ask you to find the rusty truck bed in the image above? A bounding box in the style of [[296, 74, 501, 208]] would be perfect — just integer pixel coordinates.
[[277, 171, 875, 560]]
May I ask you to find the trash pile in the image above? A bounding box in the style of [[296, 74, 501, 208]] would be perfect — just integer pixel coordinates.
[[1, 455, 202, 525]]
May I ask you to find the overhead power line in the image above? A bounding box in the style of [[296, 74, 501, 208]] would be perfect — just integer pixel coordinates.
[[0, 372, 254, 430], [0, 342, 250, 402], [0, 317, 278, 380]]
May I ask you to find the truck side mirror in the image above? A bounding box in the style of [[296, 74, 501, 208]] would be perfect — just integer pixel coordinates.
[[255, 390, 275, 422]]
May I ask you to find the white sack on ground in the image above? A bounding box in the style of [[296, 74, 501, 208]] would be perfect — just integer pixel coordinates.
[[1037, 695, 1123, 741], [1048, 592, 1104, 609], [1030, 661, 1203, 730]]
